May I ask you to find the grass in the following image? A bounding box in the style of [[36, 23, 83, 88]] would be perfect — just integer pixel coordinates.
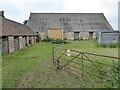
[[2, 40, 118, 88], [0, 55, 2, 88]]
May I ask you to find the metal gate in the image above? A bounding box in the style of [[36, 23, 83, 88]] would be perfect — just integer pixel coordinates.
[[52, 47, 119, 87]]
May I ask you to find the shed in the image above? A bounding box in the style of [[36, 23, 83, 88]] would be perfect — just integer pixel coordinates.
[[98, 30, 119, 44], [0, 16, 36, 54]]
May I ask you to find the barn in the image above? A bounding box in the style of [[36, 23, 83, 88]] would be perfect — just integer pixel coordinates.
[[0, 16, 37, 54], [27, 13, 113, 40]]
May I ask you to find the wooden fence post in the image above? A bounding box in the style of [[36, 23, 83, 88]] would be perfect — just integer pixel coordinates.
[[52, 47, 55, 64]]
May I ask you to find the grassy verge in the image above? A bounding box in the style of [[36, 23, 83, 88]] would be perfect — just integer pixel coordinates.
[[0, 55, 2, 88], [2, 40, 118, 88]]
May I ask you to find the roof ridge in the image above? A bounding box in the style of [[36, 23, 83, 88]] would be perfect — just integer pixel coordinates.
[[30, 12, 103, 14]]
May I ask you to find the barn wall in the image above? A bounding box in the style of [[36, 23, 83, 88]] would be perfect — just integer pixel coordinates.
[[8, 36, 14, 53], [66, 32, 74, 40], [93, 32, 97, 39], [74, 32, 80, 40], [19, 36, 24, 49], [0, 37, 2, 55], [1, 35, 36, 54], [26, 36, 29, 46], [80, 32, 89, 39], [31, 36, 34, 44], [22, 36, 26, 47], [2, 36, 8, 54], [48, 29, 64, 39], [39, 32, 46, 40], [32, 36, 36, 43]]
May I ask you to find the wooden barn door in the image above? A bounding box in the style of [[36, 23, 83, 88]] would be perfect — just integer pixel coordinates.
[[14, 36, 19, 51], [2, 36, 8, 54], [48, 28, 64, 39], [24, 36, 27, 46]]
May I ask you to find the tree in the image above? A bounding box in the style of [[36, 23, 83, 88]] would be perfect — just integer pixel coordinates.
[[23, 20, 28, 25], [0, 11, 5, 17]]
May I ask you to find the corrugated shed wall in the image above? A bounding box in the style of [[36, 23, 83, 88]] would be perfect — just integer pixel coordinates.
[[98, 32, 119, 44]]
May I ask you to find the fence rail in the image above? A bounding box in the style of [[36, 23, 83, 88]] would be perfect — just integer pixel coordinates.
[[52, 46, 119, 87]]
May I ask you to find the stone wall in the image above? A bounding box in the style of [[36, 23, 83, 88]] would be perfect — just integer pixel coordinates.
[[8, 36, 14, 53], [80, 32, 89, 39]]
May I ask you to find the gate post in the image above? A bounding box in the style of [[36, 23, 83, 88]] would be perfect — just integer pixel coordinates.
[[81, 53, 84, 80], [52, 47, 55, 64]]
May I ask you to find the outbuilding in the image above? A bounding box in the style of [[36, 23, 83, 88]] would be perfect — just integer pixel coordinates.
[[97, 30, 119, 44], [27, 13, 113, 40], [0, 16, 36, 54]]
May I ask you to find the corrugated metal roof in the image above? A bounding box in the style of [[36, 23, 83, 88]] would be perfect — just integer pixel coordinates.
[[0, 16, 36, 36], [27, 13, 113, 32], [98, 30, 119, 33]]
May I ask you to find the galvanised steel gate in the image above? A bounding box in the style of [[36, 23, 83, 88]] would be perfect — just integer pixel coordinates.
[[52, 47, 119, 88]]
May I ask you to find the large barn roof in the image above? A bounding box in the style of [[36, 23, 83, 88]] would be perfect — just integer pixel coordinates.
[[0, 16, 36, 36], [27, 13, 113, 32]]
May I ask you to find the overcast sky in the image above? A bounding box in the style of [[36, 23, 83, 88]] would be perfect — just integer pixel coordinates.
[[0, 0, 119, 30]]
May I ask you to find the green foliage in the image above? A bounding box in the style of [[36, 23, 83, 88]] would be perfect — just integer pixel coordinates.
[[95, 42, 118, 48], [23, 20, 28, 25], [36, 32, 41, 42], [79, 37, 83, 40], [95, 60, 118, 88], [0, 11, 4, 17], [107, 67, 119, 88], [43, 36, 53, 42], [51, 39, 68, 44], [43, 37, 68, 44]]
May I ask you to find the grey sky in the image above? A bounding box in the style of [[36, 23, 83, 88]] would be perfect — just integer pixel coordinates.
[[0, 0, 119, 30]]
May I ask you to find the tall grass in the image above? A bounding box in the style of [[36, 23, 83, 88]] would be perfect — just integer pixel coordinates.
[[2, 40, 118, 88], [95, 42, 119, 48]]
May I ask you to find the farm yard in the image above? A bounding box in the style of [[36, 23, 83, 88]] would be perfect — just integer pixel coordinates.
[[2, 40, 119, 88]]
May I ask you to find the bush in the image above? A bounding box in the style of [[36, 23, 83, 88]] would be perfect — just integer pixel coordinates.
[[43, 36, 54, 42], [52, 39, 68, 44], [104, 61, 119, 88], [95, 42, 118, 48], [108, 43, 118, 48], [43, 37, 68, 44]]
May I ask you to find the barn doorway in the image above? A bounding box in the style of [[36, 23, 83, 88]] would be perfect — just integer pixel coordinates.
[[89, 32, 93, 39], [74, 32, 80, 40], [48, 28, 64, 39], [23, 36, 27, 47], [14, 36, 19, 51], [29, 36, 32, 45]]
